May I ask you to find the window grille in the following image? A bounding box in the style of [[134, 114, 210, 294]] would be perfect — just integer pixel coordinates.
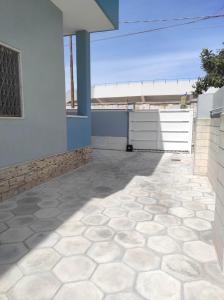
[[0, 44, 22, 117]]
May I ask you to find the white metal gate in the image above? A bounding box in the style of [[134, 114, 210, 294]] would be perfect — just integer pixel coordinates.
[[129, 109, 193, 152]]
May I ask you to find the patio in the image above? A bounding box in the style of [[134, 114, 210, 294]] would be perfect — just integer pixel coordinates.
[[0, 149, 223, 300]]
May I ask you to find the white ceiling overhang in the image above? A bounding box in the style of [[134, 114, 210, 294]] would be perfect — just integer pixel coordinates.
[[50, 0, 114, 35]]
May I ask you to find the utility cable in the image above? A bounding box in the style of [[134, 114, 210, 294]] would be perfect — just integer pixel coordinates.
[[93, 14, 224, 42]]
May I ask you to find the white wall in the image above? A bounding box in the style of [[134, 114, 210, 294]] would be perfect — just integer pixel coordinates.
[[213, 114, 224, 269], [197, 94, 214, 118], [208, 118, 220, 189], [129, 110, 193, 152], [197, 87, 224, 269], [213, 86, 224, 109]]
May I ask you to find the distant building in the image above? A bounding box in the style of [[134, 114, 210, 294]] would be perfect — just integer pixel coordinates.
[[67, 79, 202, 110]]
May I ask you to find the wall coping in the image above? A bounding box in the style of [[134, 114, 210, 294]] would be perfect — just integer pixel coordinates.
[[67, 115, 88, 119]]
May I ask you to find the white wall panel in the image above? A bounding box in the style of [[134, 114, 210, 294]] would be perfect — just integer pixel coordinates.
[[129, 110, 193, 152]]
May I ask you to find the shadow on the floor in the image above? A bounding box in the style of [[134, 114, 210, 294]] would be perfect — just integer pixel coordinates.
[[0, 149, 164, 278]]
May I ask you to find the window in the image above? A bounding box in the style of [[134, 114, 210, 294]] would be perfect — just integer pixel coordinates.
[[0, 43, 22, 117]]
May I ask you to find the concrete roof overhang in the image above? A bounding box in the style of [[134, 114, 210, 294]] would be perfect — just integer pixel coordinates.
[[50, 0, 115, 35]]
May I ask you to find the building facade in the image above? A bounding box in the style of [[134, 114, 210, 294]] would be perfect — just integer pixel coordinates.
[[0, 0, 119, 200]]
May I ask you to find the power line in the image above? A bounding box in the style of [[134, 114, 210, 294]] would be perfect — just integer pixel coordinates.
[[216, 4, 224, 13], [121, 14, 223, 24], [93, 14, 224, 42], [63, 23, 224, 48], [63, 15, 224, 48]]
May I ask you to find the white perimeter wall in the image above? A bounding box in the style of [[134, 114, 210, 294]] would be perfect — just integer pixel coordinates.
[[129, 110, 193, 152], [196, 87, 224, 269]]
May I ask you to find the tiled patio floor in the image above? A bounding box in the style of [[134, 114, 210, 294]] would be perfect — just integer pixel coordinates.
[[0, 150, 224, 300]]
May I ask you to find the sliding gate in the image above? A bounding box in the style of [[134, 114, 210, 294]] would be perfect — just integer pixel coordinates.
[[129, 109, 193, 153]]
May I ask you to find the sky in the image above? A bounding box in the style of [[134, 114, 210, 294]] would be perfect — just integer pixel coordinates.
[[64, 0, 224, 92]]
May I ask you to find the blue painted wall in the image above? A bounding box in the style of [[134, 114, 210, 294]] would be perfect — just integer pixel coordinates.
[[0, 0, 67, 168], [95, 0, 119, 29], [92, 111, 128, 137], [76, 31, 91, 117], [67, 116, 91, 150], [67, 31, 92, 151]]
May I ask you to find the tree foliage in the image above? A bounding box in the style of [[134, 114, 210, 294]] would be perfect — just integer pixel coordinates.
[[193, 45, 224, 97]]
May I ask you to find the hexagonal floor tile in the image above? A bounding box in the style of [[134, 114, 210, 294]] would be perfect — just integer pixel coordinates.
[[92, 263, 135, 293], [200, 230, 213, 244], [54, 281, 103, 300], [105, 293, 142, 300], [55, 236, 91, 256], [0, 244, 27, 264], [169, 207, 194, 218], [183, 202, 206, 211], [8, 272, 60, 300], [108, 217, 135, 231], [0, 227, 33, 243], [183, 218, 211, 231], [122, 202, 143, 211], [183, 241, 217, 263], [17, 196, 41, 206], [136, 221, 165, 236], [137, 197, 157, 205], [57, 203, 80, 213], [7, 216, 36, 228], [81, 204, 102, 215], [115, 231, 145, 248], [96, 184, 113, 194], [159, 199, 181, 208], [18, 248, 60, 274], [38, 199, 60, 208], [101, 198, 120, 209], [25, 232, 60, 249], [53, 255, 96, 282], [85, 226, 114, 242], [204, 262, 224, 287], [0, 201, 17, 211], [0, 212, 14, 222], [162, 254, 202, 281], [30, 219, 60, 232], [12, 205, 39, 216], [147, 236, 180, 254], [154, 214, 181, 227], [168, 226, 198, 242], [196, 210, 214, 221], [144, 204, 167, 214], [57, 210, 84, 222], [34, 208, 60, 219], [130, 190, 149, 198], [184, 280, 224, 300], [82, 214, 109, 226], [136, 270, 181, 300], [124, 247, 160, 271], [116, 194, 135, 202], [87, 241, 122, 263], [56, 221, 85, 237], [128, 210, 153, 222], [0, 224, 8, 234], [0, 265, 22, 293], [104, 208, 127, 218]]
